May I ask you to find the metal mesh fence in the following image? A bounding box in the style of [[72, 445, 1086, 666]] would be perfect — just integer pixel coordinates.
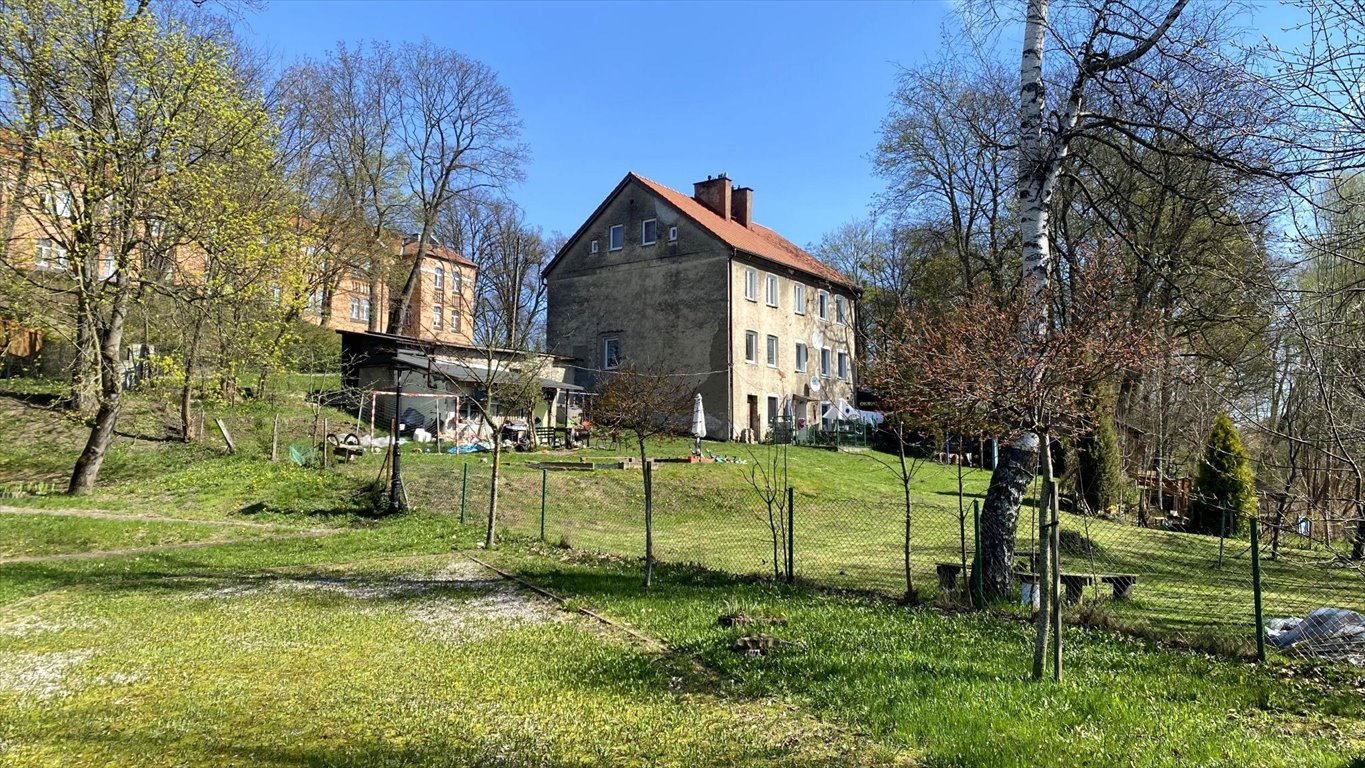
[[395, 453, 1363, 667]]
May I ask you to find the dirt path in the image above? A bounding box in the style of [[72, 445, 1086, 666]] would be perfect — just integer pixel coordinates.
[[0, 505, 294, 529], [0, 529, 341, 565]]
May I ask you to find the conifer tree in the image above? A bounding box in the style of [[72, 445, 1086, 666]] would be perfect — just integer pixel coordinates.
[[1189, 414, 1257, 536]]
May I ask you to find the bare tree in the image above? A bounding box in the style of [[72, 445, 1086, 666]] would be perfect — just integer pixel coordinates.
[[386, 44, 527, 336], [591, 365, 691, 588]]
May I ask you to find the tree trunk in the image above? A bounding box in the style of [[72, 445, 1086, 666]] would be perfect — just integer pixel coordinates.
[[179, 313, 204, 442], [69, 293, 130, 494], [640, 440, 654, 588], [899, 434, 916, 601], [485, 440, 501, 549], [69, 291, 99, 415], [980, 434, 1039, 599]]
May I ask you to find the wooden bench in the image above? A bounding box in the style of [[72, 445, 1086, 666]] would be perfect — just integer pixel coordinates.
[[534, 427, 561, 449], [935, 562, 964, 591]]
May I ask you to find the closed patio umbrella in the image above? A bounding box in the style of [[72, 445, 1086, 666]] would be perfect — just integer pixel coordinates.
[[692, 393, 706, 454]]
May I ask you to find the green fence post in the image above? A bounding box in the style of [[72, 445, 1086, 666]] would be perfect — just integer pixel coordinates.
[[459, 463, 468, 524], [972, 499, 984, 609], [1251, 516, 1266, 662], [540, 468, 548, 542], [786, 486, 795, 584]]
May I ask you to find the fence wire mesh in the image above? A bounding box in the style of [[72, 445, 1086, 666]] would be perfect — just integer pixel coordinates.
[[393, 450, 1363, 667]]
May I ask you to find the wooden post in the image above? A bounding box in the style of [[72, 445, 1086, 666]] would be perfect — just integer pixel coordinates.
[[322, 418, 330, 469], [270, 414, 279, 462], [214, 418, 236, 454]]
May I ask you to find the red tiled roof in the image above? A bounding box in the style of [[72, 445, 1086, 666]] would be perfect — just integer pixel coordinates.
[[627, 173, 852, 289], [400, 239, 475, 268]]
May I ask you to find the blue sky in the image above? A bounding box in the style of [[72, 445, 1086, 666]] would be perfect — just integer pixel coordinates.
[[243, 0, 958, 249]]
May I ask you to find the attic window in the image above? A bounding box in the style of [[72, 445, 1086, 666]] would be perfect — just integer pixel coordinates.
[[590, 239, 599, 254], [641, 219, 657, 246], [668, 226, 678, 242], [609, 225, 623, 251]]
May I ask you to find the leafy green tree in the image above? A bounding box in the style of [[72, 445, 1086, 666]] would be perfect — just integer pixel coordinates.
[[1189, 414, 1257, 536]]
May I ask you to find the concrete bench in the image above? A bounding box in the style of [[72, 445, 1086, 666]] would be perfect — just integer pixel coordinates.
[[1100, 574, 1139, 600], [935, 562, 964, 591], [1016, 571, 1139, 602]]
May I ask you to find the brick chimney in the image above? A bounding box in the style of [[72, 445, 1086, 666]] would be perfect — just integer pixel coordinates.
[[731, 186, 753, 228], [693, 174, 732, 220]]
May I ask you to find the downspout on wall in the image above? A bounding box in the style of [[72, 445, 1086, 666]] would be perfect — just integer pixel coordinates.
[[726, 247, 735, 440]]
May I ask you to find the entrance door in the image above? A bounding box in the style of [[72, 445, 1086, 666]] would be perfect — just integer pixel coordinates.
[[747, 395, 760, 438]]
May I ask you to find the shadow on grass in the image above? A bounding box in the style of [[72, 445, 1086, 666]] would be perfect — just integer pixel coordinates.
[[0, 388, 63, 408]]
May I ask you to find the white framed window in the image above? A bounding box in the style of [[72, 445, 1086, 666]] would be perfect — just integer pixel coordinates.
[[451, 308, 461, 332], [100, 253, 115, 279], [795, 342, 808, 373], [641, 218, 657, 245], [668, 226, 678, 242], [451, 268, 462, 292], [603, 337, 621, 369], [838, 352, 849, 381], [433, 305, 444, 330], [793, 283, 806, 315], [766, 334, 778, 367], [34, 238, 52, 270], [743, 268, 757, 301], [836, 295, 847, 325], [817, 290, 830, 321], [349, 297, 361, 320], [744, 330, 758, 363], [609, 225, 624, 251], [764, 274, 779, 307], [590, 239, 599, 254], [820, 347, 832, 378], [434, 265, 444, 291], [361, 299, 371, 322]]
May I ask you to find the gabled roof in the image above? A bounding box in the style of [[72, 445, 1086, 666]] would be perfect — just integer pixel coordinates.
[[544, 172, 853, 290], [399, 239, 476, 269]]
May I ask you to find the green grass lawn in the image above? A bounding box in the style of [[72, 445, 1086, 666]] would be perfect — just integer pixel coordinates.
[[0, 510, 295, 558], [487, 548, 1365, 768]]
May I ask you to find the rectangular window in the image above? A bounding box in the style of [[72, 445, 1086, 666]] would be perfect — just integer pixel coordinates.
[[838, 352, 849, 381], [434, 266, 445, 291], [433, 305, 443, 330], [641, 218, 657, 245], [34, 238, 51, 269], [743, 268, 757, 301], [744, 330, 758, 363], [451, 308, 461, 332], [349, 297, 361, 320], [765, 274, 779, 307], [817, 290, 830, 321], [451, 268, 461, 292], [766, 334, 778, 367], [361, 299, 371, 322], [603, 338, 621, 369], [767, 396, 779, 426], [590, 239, 599, 254], [820, 347, 832, 378], [668, 226, 678, 242], [609, 225, 624, 251], [836, 296, 847, 325], [795, 342, 808, 373], [793, 283, 806, 315]]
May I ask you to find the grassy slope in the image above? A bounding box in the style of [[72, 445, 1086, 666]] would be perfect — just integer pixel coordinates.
[[489, 549, 1365, 768]]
